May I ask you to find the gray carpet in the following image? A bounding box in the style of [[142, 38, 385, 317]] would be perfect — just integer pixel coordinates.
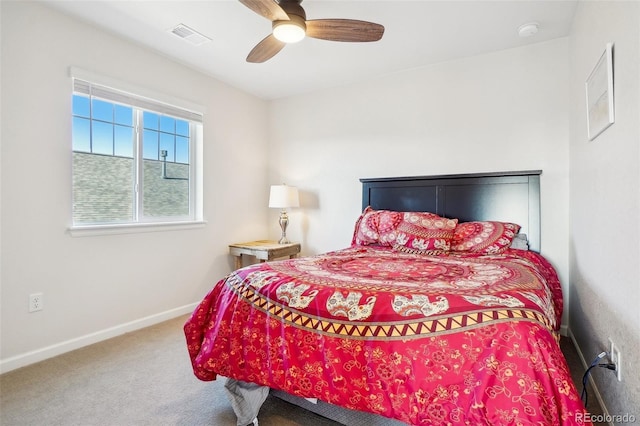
[[0, 315, 602, 426], [0, 315, 337, 426]]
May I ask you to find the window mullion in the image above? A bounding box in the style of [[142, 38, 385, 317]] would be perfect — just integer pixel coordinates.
[[134, 110, 143, 222], [89, 94, 94, 153], [189, 123, 196, 217]]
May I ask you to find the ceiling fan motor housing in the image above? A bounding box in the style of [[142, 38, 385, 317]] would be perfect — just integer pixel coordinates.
[[278, 0, 306, 20]]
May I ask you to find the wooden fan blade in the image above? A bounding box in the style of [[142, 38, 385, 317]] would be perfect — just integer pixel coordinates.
[[239, 0, 289, 21], [247, 34, 286, 63], [306, 19, 384, 42]]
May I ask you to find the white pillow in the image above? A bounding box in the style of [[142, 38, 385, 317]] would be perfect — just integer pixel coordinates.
[[509, 233, 529, 250]]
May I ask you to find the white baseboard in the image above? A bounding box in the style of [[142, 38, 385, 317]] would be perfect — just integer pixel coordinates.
[[0, 303, 198, 375], [567, 329, 613, 426]]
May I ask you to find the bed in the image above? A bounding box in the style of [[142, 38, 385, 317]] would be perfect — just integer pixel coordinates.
[[184, 171, 590, 425]]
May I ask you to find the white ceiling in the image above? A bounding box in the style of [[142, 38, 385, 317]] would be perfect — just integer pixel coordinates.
[[43, 0, 578, 100]]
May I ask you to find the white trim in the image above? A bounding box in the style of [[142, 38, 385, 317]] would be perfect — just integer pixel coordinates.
[[69, 66, 205, 117], [567, 329, 613, 426], [193, 123, 204, 218], [68, 220, 206, 237], [0, 303, 198, 374]]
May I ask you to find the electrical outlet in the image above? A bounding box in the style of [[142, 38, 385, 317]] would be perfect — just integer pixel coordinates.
[[29, 293, 43, 312], [608, 338, 622, 381]]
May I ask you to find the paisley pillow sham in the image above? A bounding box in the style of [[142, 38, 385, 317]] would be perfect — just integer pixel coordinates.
[[353, 207, 458, 253], [392, 212, 458, 254], [451, 221, 521, 254], [353, 207, 402, 246]]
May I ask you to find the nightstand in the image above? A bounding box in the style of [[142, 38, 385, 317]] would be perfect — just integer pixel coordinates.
[[229, 240, 301, 270]]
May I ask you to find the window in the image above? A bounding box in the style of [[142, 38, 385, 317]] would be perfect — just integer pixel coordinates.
[[71, 75, 203, 229]]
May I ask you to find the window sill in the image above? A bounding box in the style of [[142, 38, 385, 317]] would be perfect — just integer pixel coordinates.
[[68, 220, 207, 237]]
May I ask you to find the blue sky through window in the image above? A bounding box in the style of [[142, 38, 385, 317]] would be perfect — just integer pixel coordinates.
[[72, 94, 190, 163]]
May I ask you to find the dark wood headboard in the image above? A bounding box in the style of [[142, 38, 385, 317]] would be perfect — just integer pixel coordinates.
[[360, 170, 541, 252]]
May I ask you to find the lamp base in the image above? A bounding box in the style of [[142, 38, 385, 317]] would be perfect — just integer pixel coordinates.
[[278, 210, 290, 244]]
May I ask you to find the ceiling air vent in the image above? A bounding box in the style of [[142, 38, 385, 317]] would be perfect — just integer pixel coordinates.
[[168, 24, 211, 46]]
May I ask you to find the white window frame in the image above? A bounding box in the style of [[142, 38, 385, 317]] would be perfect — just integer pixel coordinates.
[[68, 68, 205, 236]]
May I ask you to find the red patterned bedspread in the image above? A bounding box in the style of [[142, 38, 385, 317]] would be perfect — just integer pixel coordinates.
[[185, 246, 590, 425]]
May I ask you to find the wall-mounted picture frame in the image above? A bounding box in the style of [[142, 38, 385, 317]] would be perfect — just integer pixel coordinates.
[[585, 42, 614, 141]]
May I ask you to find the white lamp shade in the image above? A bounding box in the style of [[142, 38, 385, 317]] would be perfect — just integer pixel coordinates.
[[269, 185, 299, 209]]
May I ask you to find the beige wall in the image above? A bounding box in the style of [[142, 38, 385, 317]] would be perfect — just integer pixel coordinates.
[[1, 1, 270, 370], [568, 0, 640, 416]]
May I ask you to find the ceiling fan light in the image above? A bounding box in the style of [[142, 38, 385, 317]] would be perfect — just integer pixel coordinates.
[[273, 19, 306, 43]]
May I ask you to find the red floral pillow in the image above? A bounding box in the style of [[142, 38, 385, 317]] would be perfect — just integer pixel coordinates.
[[392, 212, 458, 254], [451, 221, 521, 254], [353, 207, 404, 246], [353, 208, 457, 251], [351, 206, 372, 245]]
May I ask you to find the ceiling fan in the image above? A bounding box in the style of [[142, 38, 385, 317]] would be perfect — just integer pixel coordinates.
[[239, 0, 385, 63]]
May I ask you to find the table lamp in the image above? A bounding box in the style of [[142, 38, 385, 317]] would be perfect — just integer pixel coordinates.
[[269, 184, 299, 244]]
